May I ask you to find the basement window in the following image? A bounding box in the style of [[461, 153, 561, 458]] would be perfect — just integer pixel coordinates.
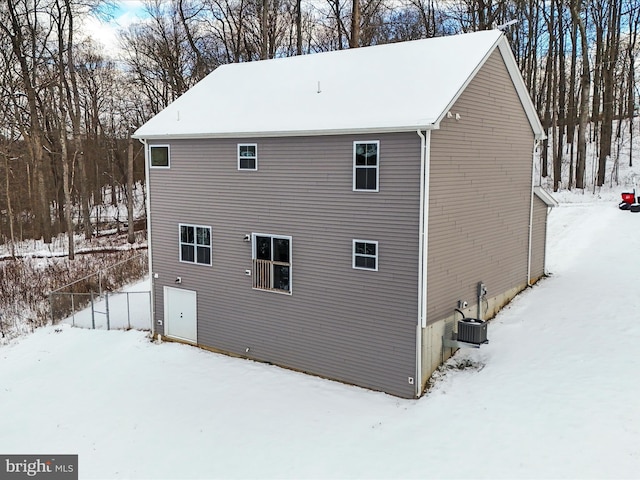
[[353, 240, 378, 271], [179, 224, 212, 265], [149, 145, 170, 168], [238, 144, 257, 170], [353, 141, 379, 191], [252, 234, 291, 294]]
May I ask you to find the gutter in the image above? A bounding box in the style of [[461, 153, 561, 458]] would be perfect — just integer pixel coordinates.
[[139, 138, 155, 337], [415, 129, 431, 397], [132, 124, 438, 141]]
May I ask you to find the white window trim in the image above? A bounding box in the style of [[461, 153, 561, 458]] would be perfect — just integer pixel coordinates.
[[238, 143, 258, 171], [149, 144, 170, 169], [251, 232, 292, 294], [179, 223, 212, 266], [352, 140, 380, 192], [352, 239, 378, 271]]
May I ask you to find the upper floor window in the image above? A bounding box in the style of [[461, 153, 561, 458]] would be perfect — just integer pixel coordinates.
[[238, 144, 257, 170], [180, 224, 212, 265], [252, 234, 291, 294], [353, 240, 378, 271], [150, 145, 170, 168], [353, 141, 379, 191]]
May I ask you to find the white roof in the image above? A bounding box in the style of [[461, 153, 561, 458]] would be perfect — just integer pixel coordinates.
[[134, 30, 543, 139], [534, 187, 559, 207]]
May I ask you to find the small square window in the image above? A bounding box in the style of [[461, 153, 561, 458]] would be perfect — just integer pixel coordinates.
[[238, 144, 257, 170], [150, 145, 170, 168], [353, 240, 378, 271]]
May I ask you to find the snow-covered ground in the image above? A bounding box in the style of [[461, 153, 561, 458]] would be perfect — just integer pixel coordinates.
[[1, 199, 640, 479]]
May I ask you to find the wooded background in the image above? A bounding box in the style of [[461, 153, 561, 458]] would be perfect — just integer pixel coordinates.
[[1, 0, 639, 255]]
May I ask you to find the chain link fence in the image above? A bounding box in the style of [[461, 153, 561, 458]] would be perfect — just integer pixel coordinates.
[[48, 253, 151, 331], [49, 290, 151, 330]]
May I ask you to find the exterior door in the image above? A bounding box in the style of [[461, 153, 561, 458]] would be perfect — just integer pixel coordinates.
[[164, 287, 197, 343]]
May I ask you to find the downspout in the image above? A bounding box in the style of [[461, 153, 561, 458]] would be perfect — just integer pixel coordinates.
[[543, 203, 552, 276], [415, 129, 431, 397], [139, 138, 155, 337], [526, 139, 539, 287]]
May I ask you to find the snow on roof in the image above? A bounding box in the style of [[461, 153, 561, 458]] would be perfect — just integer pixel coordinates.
[[134, 30, 538, 139], [534, 187, 559, 207]]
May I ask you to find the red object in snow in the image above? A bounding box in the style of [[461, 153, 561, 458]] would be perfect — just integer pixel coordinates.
[[621, 192, 636, 204]]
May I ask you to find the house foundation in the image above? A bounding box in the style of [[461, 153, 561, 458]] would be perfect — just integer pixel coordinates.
[[419, 282, 529, 394]]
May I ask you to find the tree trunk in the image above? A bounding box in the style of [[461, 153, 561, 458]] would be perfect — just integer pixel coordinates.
[[337, 4, 343, 49], [296, 0, 302, 55], [540, 0, 555, 181], [56, 0, 74, 259], [570, 0, 590, 190], [35, 156, 52, 242], [567, 20, 578, 189], [591, 23, 603, 130], [64, 0, 90, 240], [629, 51, 635, 168], [2, 0, 52, 243], [61, 133, 75, 259], [3, 155, 16, 259], [261, 0, 268, 59], [554, 0, 565, 191], [626, 6, 639, 167], [597, 0, 621, 186], [349, 0, 360, 48]]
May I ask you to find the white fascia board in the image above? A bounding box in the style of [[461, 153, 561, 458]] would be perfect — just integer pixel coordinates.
[[132, 123, 438, 141], [534, 186, 559, 207]]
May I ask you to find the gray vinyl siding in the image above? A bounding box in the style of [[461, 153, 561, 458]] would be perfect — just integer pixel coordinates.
[[148, 132, 420, 398], [530, 195, 548, 282], [427, 49, 535, 323]]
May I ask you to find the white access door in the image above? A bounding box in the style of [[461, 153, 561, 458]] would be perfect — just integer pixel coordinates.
[[164, 287, 197, 343]]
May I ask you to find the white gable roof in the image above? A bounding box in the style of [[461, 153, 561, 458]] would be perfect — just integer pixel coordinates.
[[134, 30, 543, 139], [534, 187, 559, 207]]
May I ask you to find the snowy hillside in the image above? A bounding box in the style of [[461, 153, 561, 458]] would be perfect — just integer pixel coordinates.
[[1, 197, 639, 479]]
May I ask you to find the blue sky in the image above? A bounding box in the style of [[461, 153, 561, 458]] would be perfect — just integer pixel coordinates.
[[97, 0, 146, 21]]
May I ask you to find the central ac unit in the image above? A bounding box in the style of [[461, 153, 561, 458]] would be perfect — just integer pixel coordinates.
[[457, 317, 488, 345]]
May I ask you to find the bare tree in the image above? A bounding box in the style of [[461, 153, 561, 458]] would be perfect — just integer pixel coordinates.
[[295, 0, 302, 53], [178, 0, 212, 80], [406, 0, 442, 37], [596, 0, 622, 185], [554, 0, 567, 192], [350, 0, 360, 46], [539, 0, 556, 183], [121, 0, 197, 115], [624, 0, 640, 167], [1, 0, 54, 243], [52, 0, 75, 258], [570, 0, 590, 189]]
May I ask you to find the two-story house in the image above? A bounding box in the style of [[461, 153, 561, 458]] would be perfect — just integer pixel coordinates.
[[134, 29, 554, 398]]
